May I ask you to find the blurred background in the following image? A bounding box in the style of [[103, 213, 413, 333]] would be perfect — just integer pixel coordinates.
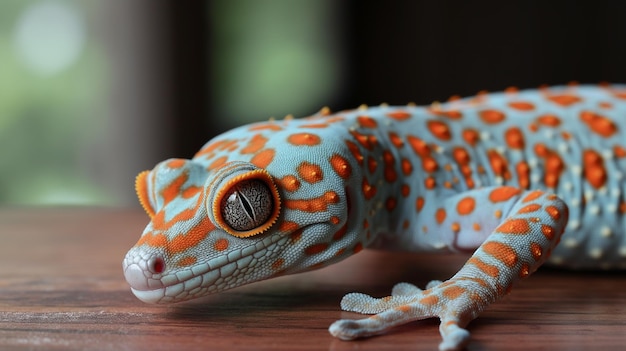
[[1, 0, 625, 206]]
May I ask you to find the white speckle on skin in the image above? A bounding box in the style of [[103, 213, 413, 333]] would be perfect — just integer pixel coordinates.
[[600, 226, 612, 238], [589, 248, 603, 259], [567, 219, 580, 229], [563, 238, 579, 248]]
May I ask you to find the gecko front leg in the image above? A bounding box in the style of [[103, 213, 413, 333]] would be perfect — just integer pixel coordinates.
[[329, 187, 568, 351]]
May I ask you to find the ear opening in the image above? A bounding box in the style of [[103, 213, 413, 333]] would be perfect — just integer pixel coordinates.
[[136, 170, 156, 218]]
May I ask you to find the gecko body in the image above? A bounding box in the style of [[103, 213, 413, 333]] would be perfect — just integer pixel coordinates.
[[123, 84, 626, 350]]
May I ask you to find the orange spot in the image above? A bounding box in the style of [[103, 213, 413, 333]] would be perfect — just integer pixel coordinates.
[[517, 204, 541, 214], [583, 149, 607, 189], [388, 132, 404, 147], [330, 216, 340, 225], [422, 157, 439, 173], [298, 161, 324, 183], [519, 263, 530, 278], [386, 197, 397, 211], [271, 258, 284, 270], [542, 224, 555, 240], [166, 217, 216, 255], [366, 157, 378, 174], [135, 232, 167, 248], [387, 110, 411, 120], [462, 129, 480, 146], [451, 222, 460, 232], [416, 197, 424, 212], [479, 109, 506, 124], [241, 134, 268, 154], [350, 130, 377, 150], [468, 257, 499, 277], [546, 94, 582, 106], [509, 101, 535, 111], [401, 158, 413, 175], [208, 156, 228, 170], [425, 176, 436, 189], [346, 140, 364, 165], [182, 186, 201, 199], [330, 154, 352, 179], [176, 256, 197, 267], [299, 123, 328, 129], [504, 127, 525, 149], [580, 111, 618, 137], [249, 123, 282, 131], [396, 305, 411, 313], [457, 197, 476, 215], [287, 133, 321, 146], [402, 220, 410, 229], [407, 135, 430, 156], [614, 145, 626, 158], [545, 205, 562, 220], [487, 150, 511, 180], [427, 120, 452, 140], [213, 238, 229, 251], [453, 147, 470, 164], [161, 173, 188, 206], [401, 184, 410, 197], [497, 219, 531, 235], [533, 145, 564, 188], [361, 178, 377, 200], [333, 224, 348, 241], [285, 191, 339, 212], [290, 229, 303, 243], [483, 242, 518, 267], [279, 221, 300, 232], [419, 295, 439, 306], [278, 175, 300, 192], [520, 190, 543, 204], [384, 167, 397, 183], [167, 159, 186, 168], [530, 242, 543, 261], [305, 243, 329, 255], [435, 208, 447, 224], [536, 114, 562, 127], [516, 161, 530, 189], [357, 115, 378, 128], [195, 139, 238, 158], [250, 149, 275, 168], [353, 242, 363, 253]]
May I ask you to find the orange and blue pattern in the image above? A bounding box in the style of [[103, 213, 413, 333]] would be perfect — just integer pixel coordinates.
[[124, 84, 626, 350]]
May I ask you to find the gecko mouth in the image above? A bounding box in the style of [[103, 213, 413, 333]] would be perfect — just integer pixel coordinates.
[[123, 258, 225, 304], [123, 232, 291, 303]]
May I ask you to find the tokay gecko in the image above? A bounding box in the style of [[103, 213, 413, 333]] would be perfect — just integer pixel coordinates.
[[123, 84, 626, 350]]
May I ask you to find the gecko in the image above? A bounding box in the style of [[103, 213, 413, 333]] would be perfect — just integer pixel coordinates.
[[123, 84, 626, 350]]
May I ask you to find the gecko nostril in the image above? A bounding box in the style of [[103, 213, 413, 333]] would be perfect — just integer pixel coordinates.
[[148, 257, 165, 274]]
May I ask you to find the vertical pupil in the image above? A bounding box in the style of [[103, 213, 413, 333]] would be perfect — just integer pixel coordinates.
[[221, 179, 273, 232], [237, 189, 256, 220]]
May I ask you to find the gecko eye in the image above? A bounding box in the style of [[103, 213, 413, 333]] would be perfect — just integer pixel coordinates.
[[220, 179, 274, 231], [208, 166, 281, 238]]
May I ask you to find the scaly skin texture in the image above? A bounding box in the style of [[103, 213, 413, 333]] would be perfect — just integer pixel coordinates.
[[123, 84, 626, 350]]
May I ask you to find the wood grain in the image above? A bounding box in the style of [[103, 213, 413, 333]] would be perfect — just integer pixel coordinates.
[[0, 208, 625, 350]]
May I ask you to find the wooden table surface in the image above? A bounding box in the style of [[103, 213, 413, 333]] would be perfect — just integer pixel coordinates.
[[1, 208, 625, 351]]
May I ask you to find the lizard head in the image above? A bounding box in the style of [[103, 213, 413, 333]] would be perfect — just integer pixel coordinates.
[[123, 124, 362, 304]]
